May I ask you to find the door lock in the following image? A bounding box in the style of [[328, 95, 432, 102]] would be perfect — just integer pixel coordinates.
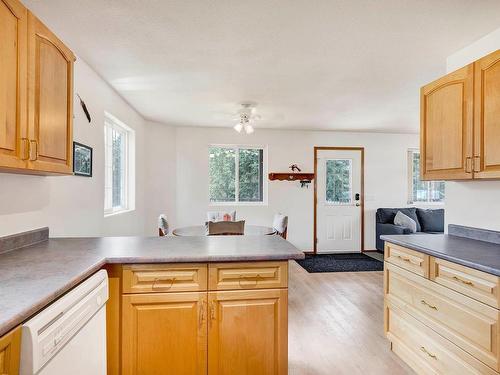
[[355, 193, 360, 201]]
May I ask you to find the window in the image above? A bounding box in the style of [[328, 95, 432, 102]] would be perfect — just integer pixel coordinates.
[[408, 149, 445, 204], [104, 113, 135, 215], [209, 145, 266, 204], [326, 159, 352, 204]]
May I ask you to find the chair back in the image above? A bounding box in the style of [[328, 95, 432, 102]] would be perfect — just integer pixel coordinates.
[[207, 220, 245, 235], [273, 214, 288, 239], [207, 211, 236, 222], [158, 214, 169, 236]]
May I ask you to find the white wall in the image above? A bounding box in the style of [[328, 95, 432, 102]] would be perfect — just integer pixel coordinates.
[[0, 58, 147, 237], [445, 27, 500, 232], [169, 127, 419, 250], [143, 122, 177, 236]]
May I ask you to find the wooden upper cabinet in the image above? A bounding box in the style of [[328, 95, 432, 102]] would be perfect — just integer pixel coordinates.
[[208, 289, 288, 375], [122, 292, 208, 375], [27, 12, 74, 174], [0, 326, 21, 375], [474, 49, 500, 179], [420, 64, 474, 180], [0, 0, 28, 170]]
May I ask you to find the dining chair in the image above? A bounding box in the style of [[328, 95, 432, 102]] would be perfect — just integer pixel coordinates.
[[207, 210, 236, 222], [272, 213, 288, 239], [158, 214, 169, 236], [207, 220, 245, 235]]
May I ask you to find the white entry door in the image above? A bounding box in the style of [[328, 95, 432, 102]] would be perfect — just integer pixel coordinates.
[[316, 149, 362, 253]]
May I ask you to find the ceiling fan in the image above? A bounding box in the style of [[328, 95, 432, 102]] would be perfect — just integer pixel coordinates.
[[233, 103, 261, 134]]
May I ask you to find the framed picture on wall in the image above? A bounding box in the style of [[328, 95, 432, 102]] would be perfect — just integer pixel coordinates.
[[73, 142, 93, 177]]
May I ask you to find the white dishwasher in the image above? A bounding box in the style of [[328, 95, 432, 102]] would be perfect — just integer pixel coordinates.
[[20, 269, 109, 375]]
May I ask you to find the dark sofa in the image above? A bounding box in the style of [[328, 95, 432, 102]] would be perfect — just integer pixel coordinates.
[[376, 207, 444, 251]]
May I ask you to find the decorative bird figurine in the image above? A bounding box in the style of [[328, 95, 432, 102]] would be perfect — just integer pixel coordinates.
[[289, 164, 301, 172]]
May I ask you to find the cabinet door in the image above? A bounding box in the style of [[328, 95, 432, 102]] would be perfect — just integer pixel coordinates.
[[0, 327, 21, 375], [420, 64, 474, 180], [27, 12, 74, 174], [474, 49, 500, 179], [208, 289, 287, 375], [122, 292, 207, 375], [0, 0, 28, 170]]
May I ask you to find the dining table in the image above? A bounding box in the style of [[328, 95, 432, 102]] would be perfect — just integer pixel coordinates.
[[172, 224, 276, 236]]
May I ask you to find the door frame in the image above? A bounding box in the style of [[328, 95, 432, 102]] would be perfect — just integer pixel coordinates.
[[313, 146, 365, 255]]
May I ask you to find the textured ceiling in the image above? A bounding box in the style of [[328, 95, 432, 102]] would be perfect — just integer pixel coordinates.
[[24, 0, 500, 133]]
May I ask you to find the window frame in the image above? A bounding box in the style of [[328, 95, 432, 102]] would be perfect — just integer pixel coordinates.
[[104, 112, 136, 217], [208, 144, 268, 206], [407, 148, 445, 205]]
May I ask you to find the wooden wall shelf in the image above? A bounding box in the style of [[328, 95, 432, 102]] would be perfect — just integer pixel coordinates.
[[268, 173, 315, 182]]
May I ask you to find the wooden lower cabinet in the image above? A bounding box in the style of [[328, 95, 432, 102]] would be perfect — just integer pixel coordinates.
[[386, 303, 497, 375], [122, 292, 208, 375], [385, 242, 500, 374], [208, 289, 288, 375], [116, 262, 289, 375], [0, 326, 21, 375]]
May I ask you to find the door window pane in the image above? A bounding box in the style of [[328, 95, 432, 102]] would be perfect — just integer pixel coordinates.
[[326, 159, 352, 204]]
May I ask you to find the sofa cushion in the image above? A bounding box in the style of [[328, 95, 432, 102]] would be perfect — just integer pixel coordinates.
[[376, 208, 421, 232], [416, 208, 444, 232], [394, 211, 417, 233]]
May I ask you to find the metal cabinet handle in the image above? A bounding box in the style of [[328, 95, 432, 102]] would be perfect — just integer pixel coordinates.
[[420, 299, 438, 311], [452, 276, 474, 286], [208, 301, 216, 327], [21, 138, 30, 160], [465, 157, 472, 173], [29, 140, 38, 161], [238, 274, 261, 287], [151, 277, 175, 290], [420, 346, 437, 360], [473, 156, 481, 173], [396, 255, 412, 263], [199, 300, 206, 328]]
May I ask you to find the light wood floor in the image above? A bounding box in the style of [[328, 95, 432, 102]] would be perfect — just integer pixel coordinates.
[[288, 260, 414, 375]]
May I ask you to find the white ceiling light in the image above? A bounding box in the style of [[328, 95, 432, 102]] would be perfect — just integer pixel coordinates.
[[234, 103, 259, 134], [233, 122, 243, 133]]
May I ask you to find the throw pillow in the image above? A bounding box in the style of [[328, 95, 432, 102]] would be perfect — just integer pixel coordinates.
[[377, 208, 421, 232], [394, 211, 417, 233], [416, 208, 444, 232]]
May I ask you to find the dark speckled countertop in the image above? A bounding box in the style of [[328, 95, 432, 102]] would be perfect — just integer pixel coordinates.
[[381, 232, 500, 277], [0, 235, 304, 336]]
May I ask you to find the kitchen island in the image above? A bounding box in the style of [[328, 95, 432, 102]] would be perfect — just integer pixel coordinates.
[[0, 231, 304, 375]]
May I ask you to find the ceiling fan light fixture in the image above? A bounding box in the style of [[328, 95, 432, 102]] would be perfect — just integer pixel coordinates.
[[232, 103, 259, 134], [233, 122, 243, 133], [244, 124, 254, 134]]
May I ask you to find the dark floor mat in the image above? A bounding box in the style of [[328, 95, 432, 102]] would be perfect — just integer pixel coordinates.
[[295, 253, 383, 273]]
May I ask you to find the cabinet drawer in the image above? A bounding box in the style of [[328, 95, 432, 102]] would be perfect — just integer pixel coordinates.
[[384, 242, 429, 277], [386, 262, 500, 371], [386, 303, 497, 375], [122, 264, 208, 293], [208, 262, 288, 291], [430, 256, 500, 309]]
